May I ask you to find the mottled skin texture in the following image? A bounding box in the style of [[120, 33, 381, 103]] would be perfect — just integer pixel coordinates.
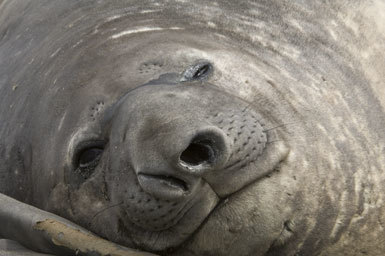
[[0, 1, 385, 256]]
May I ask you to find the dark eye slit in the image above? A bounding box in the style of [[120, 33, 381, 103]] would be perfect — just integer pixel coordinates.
[[181, 60, 213, 82]]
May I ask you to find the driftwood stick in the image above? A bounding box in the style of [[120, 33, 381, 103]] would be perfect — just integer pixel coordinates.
[[0, 193, 158, 256]]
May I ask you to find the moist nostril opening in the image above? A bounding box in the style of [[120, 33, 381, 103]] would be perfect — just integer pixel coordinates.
[[180, 139, 215, 166]]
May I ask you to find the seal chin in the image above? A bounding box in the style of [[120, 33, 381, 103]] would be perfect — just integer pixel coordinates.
[[115, 180, 219, 252]]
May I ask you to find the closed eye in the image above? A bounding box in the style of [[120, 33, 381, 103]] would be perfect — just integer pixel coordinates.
[[181, 60, 213, 82], [74, 140, 105, 180], [78, 147, 103, 168]]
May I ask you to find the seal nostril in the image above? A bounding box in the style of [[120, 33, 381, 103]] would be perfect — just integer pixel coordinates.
[[180, 139, 215, 166]]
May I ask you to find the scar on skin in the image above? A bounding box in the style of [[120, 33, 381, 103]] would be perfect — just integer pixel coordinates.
[[33, 219, 157, 256]]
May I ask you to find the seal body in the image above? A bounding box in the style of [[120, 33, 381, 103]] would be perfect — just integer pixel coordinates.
[[0, 1, 384, 255]]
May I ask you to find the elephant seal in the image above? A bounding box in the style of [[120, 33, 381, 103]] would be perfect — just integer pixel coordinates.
[[1, 0, 385, 255]]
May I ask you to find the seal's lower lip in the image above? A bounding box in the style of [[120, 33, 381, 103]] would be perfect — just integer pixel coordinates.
[[137, 173, 189, 199]]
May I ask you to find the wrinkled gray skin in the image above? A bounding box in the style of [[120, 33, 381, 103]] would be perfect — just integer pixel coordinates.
[[1, 0, 385, 255]]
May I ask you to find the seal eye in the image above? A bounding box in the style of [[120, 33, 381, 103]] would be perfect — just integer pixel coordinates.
[[74, 141, 105, 180], [181, 60, 213, 82], [78, 148, 103, 168]]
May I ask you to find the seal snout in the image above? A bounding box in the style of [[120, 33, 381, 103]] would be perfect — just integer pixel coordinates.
[[105, 75, 281, 240], [137, 127, 230, 200]]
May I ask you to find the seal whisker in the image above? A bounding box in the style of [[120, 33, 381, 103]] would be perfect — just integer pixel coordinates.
[[151, 231, 161, 249], [263, 121, 301, 132], [242, 101, 261, 118], [266, 140, 284, 144], [89, 201, 124, 226]]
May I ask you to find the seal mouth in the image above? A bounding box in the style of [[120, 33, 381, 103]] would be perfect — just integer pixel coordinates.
[[137, 173, 189, 199]]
